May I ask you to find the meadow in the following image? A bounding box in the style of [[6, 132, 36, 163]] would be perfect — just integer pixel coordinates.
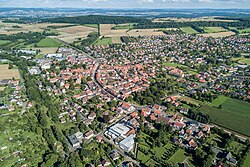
[[93, 37, 112, 45], [180, 27, 198, 34], [201, 27, 227, 33], [37, 38, 61, 47], [0, 64, 20, 80]]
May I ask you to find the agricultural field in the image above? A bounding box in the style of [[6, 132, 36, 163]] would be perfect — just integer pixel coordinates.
[[54, 25, 97, 43], [238, 28, 250, 34], [83, 24, 98, 29], [93, 37, 112, 45], [0, 21, 73, 35], [0, 64, 20, 80], [199, 31, 235, 38], [201, 27, 227, 33], [37, 38, 61, 47], [180, 27, 198, 34], [210, 95, 229, 107], [153, 17, 237, 23], [112, 23, 135, 30], [127, 29, 165, 36], [199, 104, 250, 137]]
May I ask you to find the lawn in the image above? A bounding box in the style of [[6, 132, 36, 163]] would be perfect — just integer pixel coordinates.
[[180, 27, 198, 34], [0, 40, 11, 45], [242, 151, 250, 167], [201, 27, 227, 33], [229, 141, 246, 156], [168, 149, 187, 164], [137, 150, 151, 164], [210, 95, 229, 107], [94, 37, 112, 45], [199, 105, 250, 136], [37, 38, 61, 47]]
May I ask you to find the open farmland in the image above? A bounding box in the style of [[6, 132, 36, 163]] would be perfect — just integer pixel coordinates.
[[199, 31, 235, 38], [238, 58, 250, 65], [180, 27, 198, 34], [199, 104, 250, 137], [100, 24, 165, 43], [0, 21, 73, 35], [0, 64, 20, 80], [201, 27, 227, 33], [55, 25, 97, 43], [93, 37, 112, 45], [210, 95, 229, 107], [0, 40, 11, 45], [37, 37, 61, 47], [153, 17, 237, 23]]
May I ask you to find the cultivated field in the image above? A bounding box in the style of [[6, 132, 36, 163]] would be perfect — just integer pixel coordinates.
[[199, 98, 250, 136], [210, 95, 229, 107], [37, 37, 61, 47], [180, 27, 198, 34], [100, 24, 165, 44], [0, 64, 20, 80], [33, 47, 58, 54], [153, 17, 237, 23], [199, 31, 235, 38], [0, 21, 73, 35], [55, 25, 97, 43], [201, 27, 227, 33]]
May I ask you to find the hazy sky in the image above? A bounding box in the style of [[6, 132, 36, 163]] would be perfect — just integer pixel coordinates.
[[0, 0, 249, 9]]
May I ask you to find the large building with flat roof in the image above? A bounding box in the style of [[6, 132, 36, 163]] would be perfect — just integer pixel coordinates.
[[106, 123, 130, 139]]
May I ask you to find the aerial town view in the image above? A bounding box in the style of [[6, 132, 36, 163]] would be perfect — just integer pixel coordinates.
[[0, 0, 250, 167]]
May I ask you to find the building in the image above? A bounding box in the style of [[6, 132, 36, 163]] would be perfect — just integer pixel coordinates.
[[68, 134, 80, 148], [107, 123, 130, 139], [119, 134, 135, 152]]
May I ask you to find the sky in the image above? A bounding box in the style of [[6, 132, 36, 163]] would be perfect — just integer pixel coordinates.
[[0, 0, 249, 9]]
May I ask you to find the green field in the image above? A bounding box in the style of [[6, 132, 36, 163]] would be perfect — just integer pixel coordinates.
[[112, 23, 135, 30], [210, 95, 229, 107], [162, 62, 197, 74], [238, 28, 250, 34], [201, 27, 227, 33], [83, 24, 99, 29], [37, 38, 61, 47], [0, 40, 11, 45], [199, 104, 250, 136], [180, 27, 198, 34], [243, 151, 250, 167], [168, 149, 187, 164], [239, 58, 250, 65], [94, 37, 112, 45]]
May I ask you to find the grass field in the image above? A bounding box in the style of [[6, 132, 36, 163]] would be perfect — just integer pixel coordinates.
[[0, 64, 20, 80], [168, 149, 187, 164], [94, 37, 112, 45], [243, 151, 250, 167], [162, 62, 197, 74], [238, 28, 250, 34], [210, 95, 229, 107], [83, 24, 98, 29], [201, 27, 227, 33], [112, 23, 135, 30], [37, 38, 61, 47], [0, 40, 11, 45], [199, 31, 235, 38], [180, 27, 198, 34], [238, 58, 250, 65], [199, 104, 250, 136]]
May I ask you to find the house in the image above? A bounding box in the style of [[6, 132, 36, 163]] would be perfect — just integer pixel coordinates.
[[121, 102, 135, 112], [141, 107, 151, 117], [110, 150, 119, 160], [84, 130, 94, 140], [68, 134, 80, 148], [96, 136, 103, 143], [226, 152, 237, 165], [188, 139, 197, 149], [88, 112, 96, 120], [98, 159, 111, 167]]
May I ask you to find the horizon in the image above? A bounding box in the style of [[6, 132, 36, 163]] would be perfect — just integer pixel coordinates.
[[0, 0, 249, 9]]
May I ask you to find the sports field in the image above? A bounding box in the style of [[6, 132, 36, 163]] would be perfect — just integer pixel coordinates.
[[37, 38, 61, 47], [199, 99, 250, 136]]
